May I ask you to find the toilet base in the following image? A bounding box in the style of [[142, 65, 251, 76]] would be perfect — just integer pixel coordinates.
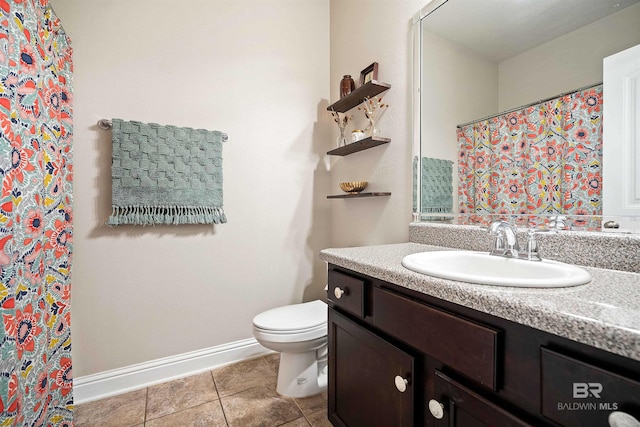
[[276, 350, 328, 398]]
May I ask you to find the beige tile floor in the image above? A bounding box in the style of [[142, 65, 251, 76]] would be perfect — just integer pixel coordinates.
[[75, 354, 331, 427]]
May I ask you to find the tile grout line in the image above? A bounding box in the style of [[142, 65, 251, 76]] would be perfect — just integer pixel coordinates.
[[292, 398, 313, 427], [146, 400, 226, 426], [210, 370, 231, 427], [143, 386, 148, 426]]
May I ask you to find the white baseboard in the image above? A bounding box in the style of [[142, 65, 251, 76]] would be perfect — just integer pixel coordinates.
[[73, 338, 271, 404]]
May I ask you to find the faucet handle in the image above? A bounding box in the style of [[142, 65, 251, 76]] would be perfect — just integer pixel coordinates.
[[523, 228, 557, 261]]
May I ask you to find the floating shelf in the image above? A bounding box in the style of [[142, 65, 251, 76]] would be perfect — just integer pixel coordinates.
[[325, 76, 392, 201], [327, 192, 392, 199], [327, 80, 391, 113], [327, 136, 391, 156]]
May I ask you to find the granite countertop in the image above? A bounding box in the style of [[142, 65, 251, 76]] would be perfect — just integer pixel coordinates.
[[320, 243, 640, 362]]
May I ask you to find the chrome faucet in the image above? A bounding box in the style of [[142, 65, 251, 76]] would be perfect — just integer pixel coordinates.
[[488, 220, 520, 258], [487, 220, 557, 261]]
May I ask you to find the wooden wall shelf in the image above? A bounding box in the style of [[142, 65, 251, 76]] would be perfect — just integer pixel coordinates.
[[327, 136, 390, 156], [327, 192, 391, 199], [326, 74, 392, 201], [327, 80, 391, 113]]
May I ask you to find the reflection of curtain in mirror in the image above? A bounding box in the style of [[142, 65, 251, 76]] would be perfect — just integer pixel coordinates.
[[457, 85, 602, 217], [0, 1, 74, 424]]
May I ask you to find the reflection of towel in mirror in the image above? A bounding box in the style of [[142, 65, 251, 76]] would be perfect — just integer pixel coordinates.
[[413, 156, 453, 213]]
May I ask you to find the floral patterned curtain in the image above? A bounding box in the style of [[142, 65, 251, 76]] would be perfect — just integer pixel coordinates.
[[457, 85, 602, 218], [0, 0, 73, 425]]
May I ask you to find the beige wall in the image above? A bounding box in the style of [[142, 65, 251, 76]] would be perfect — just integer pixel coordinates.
[[329, 0, 424, 247], [499, 2, 640, 110], [52, 0, 331, 377], [420, 30, 498, 202], [54, 0, 424, 379]]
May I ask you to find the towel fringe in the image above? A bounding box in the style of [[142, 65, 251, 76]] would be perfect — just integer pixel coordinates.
[[107, 205, 227, 226]]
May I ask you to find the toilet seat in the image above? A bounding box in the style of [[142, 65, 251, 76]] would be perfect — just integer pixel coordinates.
[[253, 300, 327, 343], [254, 323, 327, 343], [253, 300, 327, 332]]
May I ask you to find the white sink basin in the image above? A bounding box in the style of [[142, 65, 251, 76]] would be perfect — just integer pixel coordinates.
[[401, 251, 591, 288]]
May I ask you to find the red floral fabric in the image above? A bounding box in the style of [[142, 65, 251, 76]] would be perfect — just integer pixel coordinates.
[[458, 86, 602, 219], [0, 0, 73, 424]]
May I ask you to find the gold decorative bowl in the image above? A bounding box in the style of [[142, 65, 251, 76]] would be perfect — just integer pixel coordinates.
[[339, 181, 368, 194]]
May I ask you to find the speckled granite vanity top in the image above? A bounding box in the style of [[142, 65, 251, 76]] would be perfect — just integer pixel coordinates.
[[320, 242, 640, 362]]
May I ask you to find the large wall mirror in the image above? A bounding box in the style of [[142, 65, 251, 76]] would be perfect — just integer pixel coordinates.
[[413, 0, 640, 231]]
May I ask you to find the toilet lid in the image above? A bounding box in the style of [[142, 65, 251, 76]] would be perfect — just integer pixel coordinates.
[[253, 300, 327, 332]]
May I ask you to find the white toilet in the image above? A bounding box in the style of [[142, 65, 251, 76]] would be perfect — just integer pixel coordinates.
[[252, 300, 328, 398]]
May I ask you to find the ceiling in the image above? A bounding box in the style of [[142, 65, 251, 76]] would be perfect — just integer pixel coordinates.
[[422, 0, 640, 62]]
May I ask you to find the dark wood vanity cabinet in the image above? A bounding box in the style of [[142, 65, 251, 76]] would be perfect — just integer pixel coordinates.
[[326, 264, 640, 427], [328, 308, 415, 426]]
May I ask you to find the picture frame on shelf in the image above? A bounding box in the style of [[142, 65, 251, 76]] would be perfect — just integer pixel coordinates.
[[359, 62, 378, 86]]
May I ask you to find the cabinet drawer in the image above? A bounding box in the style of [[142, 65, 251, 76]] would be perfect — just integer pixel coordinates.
[[541, 348, 640, 427], [328, 269, 365, 318], [372, 287, 499, 389]]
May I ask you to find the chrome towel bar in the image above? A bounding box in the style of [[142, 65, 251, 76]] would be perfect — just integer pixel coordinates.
[[97, 119, 228, 141]]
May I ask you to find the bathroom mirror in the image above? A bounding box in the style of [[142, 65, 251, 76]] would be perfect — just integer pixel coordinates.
[[413, 0, 640, 230]]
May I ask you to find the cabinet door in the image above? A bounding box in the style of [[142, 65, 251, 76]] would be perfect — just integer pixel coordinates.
[[431, 371, 533, 427], [328, 308, 415, 427]]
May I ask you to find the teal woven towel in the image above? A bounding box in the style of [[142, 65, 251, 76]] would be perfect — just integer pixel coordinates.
[[413, 156, 453, 213], [108, 119, 227, 225]]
